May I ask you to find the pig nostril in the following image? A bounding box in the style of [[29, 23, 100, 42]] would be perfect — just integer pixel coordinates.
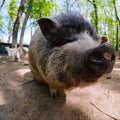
[[103, 52, 111, 61], [103, 53, 115, 63]]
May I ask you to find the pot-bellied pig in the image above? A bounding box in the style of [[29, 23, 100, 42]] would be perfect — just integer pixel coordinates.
[[29, 12, 115, 98]]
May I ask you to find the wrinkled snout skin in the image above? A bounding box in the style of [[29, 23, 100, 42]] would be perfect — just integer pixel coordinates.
[[29, 12, 115, 97]]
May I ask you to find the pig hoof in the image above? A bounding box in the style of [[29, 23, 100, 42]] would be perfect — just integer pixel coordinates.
[[51, 91, 58, 99], [50, 87, 58, 99]]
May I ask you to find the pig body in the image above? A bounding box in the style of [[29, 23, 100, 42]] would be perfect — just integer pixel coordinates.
[[29, 12, 115, 97]]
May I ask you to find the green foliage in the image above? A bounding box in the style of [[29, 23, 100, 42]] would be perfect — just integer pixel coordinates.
[[30, 0, 58, 19], [28, 0, 58, 27], [97, 0, 119, 48], [7, 0, 19, 34], [8, 0, 18, 23]]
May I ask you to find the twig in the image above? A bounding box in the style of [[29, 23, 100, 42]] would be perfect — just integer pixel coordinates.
[[90, 102, 118, 120]]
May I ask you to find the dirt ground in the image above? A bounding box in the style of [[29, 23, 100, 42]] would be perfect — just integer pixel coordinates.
[[0, 56, 120, 120]]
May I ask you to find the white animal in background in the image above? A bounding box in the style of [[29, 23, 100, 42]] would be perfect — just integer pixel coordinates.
[[5, 47, 19, 61], [5, 46, 29, 64], [17, 47, 29, 64]]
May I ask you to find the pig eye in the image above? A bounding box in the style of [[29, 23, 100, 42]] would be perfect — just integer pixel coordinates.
[[72, 38, 78, 41], [66, 38, 77, 43], [87, 31, 90, 34], [66, 37, 78, 42]]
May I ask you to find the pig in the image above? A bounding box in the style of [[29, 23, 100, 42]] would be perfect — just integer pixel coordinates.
[[29, 12, 115, 98]]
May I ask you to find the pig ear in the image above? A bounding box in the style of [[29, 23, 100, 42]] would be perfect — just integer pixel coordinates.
[[38, 18, 57, 36], [101, 36, 108, 43]]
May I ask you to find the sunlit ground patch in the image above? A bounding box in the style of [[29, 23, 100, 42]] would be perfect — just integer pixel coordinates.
[[113, 67, 120, 71], [15, 68, 30, 78]]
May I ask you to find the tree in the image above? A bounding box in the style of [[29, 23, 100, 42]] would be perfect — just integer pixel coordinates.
[[112, 0, 120, 54], [29, 0, 58, 35], [19, 0, 33, 58], [18, 0, 58, 59], [19, 0, 33, 46], [12, 0, 26, 47], [88, 0, 98, 32], [30, 0, 58, 19], [0, 0, 6, 11], [8, 0, 18, 43], [62, 0, 79, 13]]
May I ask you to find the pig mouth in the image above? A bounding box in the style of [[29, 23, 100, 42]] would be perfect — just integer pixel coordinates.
[[93, 52, 115, 64]]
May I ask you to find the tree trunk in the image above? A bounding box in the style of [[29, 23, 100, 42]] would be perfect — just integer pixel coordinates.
[[64, 0, 77, 13], [115, 23, 119, 51], [12, 0, 26, 47], [93, 0, 98, 32], [30, 19, 33, 39], [8, 31, 12, 43], [88, 0, 98, 32], [19, 0, 33, 59], [113, 0, 119, 55], [0, 0, 5, 11], [7, 20, 12, 43]]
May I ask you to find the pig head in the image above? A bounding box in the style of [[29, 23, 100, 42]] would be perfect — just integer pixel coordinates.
[[29, 12, 115, 98]]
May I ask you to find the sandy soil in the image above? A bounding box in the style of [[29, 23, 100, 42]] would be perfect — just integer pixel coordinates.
[[0, 56, 120, 120]]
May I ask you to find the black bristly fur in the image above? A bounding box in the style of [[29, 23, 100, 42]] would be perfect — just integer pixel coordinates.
[[38, 12, 98, 47]]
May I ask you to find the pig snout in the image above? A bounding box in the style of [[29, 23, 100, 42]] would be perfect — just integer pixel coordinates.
[[89, 43, 115, 73], [92, 43, 115, 63]]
